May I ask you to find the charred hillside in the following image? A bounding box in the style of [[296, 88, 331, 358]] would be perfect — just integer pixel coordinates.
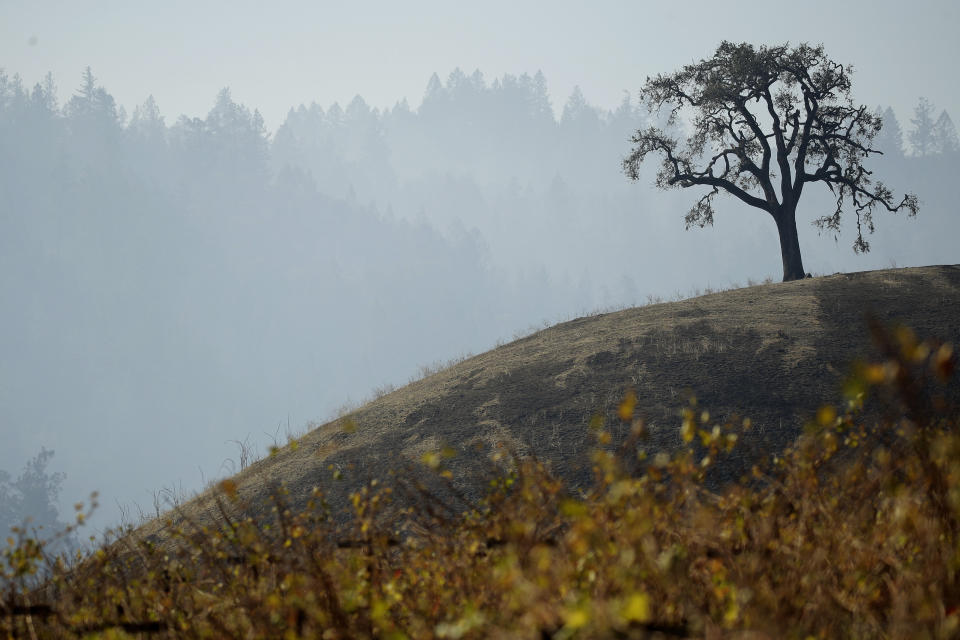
[[142, 264, 960, 537]]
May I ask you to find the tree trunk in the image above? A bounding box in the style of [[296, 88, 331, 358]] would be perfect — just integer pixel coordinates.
[[775, 207, 806, 281]]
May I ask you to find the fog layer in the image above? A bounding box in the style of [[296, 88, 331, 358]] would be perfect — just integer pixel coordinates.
[[1, 67, 957, 529]]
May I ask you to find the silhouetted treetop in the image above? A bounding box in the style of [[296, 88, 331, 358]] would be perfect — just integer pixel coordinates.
[[623, 41, 918, 281]]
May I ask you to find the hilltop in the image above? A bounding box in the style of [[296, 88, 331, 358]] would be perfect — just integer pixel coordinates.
[[11, 264, 960, 638], [142, 264, 960, 535]]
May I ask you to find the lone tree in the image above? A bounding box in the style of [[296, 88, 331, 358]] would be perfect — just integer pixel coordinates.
[[623, 42, 918, 281]]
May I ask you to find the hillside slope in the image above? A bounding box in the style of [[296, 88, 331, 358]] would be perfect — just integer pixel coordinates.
[[146, 265, 960, 534]]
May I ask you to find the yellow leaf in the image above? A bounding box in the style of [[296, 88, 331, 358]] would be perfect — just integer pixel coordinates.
[[560, 499, 588, 518], [370, 598, 389, 621], [724, 599, 740, 626], [816, 405, 836, 427], [864, 364, 886, 384], [564, 606, 590, 629], [622, 592, 652, 623], [912, 342, 931, 363], [421, 451, 441, 470], [618, 390, 637, 421]]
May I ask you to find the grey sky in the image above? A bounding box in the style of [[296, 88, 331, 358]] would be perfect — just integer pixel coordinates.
[[2, 0, 957, 130], [1, 0, 958, 535]]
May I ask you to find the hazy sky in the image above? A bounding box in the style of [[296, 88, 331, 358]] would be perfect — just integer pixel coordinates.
[[2, 0, 958, 533], [2, 0, 957, 130]]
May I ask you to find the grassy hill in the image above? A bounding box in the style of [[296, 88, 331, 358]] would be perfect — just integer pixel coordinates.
[[140, 264, 960, 535], [9, 264, 960, 638]]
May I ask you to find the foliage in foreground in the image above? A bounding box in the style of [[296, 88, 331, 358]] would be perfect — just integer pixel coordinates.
[[2, 323, 958, 639]]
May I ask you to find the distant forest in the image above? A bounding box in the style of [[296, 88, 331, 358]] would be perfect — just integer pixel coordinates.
[[1, 66, 958, 528]]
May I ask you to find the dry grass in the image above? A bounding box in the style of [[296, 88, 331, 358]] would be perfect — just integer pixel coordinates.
[[2, 316, 959, 638], [127, 265, 960, 537], [4, 265, 960, 638]]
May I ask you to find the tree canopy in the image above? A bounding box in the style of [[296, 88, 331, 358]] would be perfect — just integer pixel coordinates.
[[623, 41, 918, 281], [0, 449, 74, 553]]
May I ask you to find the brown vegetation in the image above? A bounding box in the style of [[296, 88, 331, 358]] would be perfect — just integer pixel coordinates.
[[3, 265, 960, 638]]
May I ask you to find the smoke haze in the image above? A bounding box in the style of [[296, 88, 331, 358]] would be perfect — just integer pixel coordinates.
[[1, 1, 958, 531]]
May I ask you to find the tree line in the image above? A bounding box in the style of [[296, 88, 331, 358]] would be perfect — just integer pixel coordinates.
[[0, 63, 957, 531]]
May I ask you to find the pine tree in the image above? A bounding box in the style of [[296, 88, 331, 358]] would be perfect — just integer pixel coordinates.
[[909, 97, 936, 156], [65, 67, 120, 135], [933, 110, 959, 154], [561, 86, 587, 125], [531, 70, 553, 123], [874, 106, 904, 157], [130, 95, 166, 142], [29, 72, 58, 114], [419, 73, 446, 121], [0, 449, 74, 553]]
